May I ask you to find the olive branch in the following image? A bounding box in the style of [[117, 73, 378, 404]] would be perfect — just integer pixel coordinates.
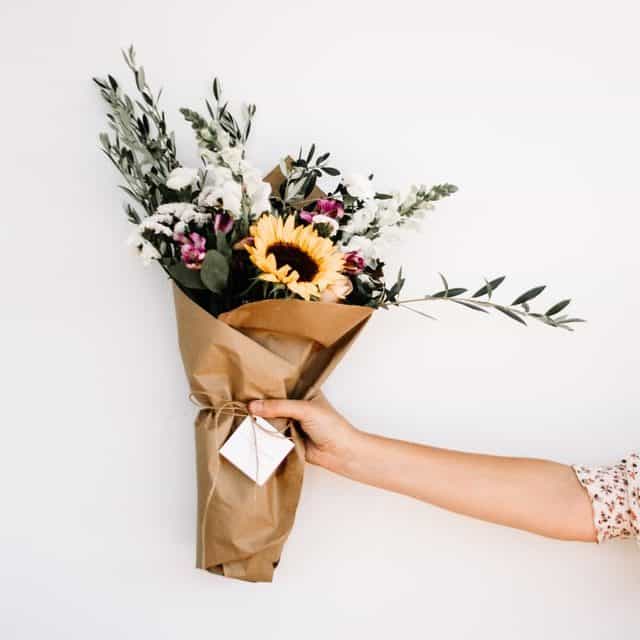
[[383, 273, 584, 330], [93, 46, 179, 222]]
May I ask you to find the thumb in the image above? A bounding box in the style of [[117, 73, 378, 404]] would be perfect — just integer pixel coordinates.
[[248, 399, 311, 421]]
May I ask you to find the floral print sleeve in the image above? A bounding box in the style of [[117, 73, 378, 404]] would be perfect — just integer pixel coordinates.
[[572, 452, 640, 544]]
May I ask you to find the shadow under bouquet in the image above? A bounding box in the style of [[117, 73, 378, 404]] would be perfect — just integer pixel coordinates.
[[94, 47, 583, 582]]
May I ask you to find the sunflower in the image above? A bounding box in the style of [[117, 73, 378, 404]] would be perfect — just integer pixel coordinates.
[[246, 214, 345, 301]]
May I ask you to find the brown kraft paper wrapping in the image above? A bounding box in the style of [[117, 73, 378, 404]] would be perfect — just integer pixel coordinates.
[[173, 284, 372, 582]]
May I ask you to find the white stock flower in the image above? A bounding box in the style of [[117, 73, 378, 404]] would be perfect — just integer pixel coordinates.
[[156, 203, 211, 226], [198, 164, 242, 217], [220, 145, 244, 173], [248, 181, 271, 217], [343, 202, 376, 234], [222, 180, 242, 217], [127, 230, 160, 266], [243, 167, 272, 217], [166, 167, 199, 191], [139, 241, 161, 265], [375, 198, 402, 227], [343, 173, 375, 200], [139, 213, 174, 237]]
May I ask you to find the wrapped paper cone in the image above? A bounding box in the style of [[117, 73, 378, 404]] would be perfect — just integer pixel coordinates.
[[173, 284, 372, 582]]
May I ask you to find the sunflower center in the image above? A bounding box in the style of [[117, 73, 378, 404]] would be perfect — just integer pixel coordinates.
[[268, 243, 319, 282]]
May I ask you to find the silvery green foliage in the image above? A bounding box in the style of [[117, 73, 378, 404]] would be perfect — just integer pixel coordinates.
[[94, 46, 179, 221]]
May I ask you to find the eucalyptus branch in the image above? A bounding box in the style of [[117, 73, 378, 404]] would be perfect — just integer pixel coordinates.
[[383, 274, 584, 330]]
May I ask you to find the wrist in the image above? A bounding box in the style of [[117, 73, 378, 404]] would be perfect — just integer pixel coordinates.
[[322, 425, 369, 478]]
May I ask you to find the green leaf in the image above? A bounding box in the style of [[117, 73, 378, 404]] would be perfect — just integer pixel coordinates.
[[432, 287, 467, 298], [306, 144, 316, 163], [472, 276, 505, 298], [200, 249, 229, 293], [302, 174, 317, 198], [545, 299, 571, 316], [512, 285, 546, 306], [495, 305, 527, 325], [451, 300, 488, 313], [167, 263, 206, 290], [401, 305, 437, 321], [215, 232, 232, 258], [437, 272, 449, 296], [322, 167, 340, 176]]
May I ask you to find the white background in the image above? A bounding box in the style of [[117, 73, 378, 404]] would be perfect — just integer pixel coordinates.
[[1, 1, 639, 638]]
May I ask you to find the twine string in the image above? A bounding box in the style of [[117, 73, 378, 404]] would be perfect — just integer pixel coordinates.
[[188, 392, 293, 569]]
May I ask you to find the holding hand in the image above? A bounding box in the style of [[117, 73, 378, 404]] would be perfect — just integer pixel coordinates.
[[249, 396, 361, 472]]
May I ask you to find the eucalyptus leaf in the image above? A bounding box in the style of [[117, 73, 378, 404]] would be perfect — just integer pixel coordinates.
[[168, 263, 206, 290], [200, 249, 229, 293]]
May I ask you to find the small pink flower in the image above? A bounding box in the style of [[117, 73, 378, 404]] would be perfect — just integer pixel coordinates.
[[214, 212, 234, 234], [177, 232, 207, 270], [300, 198, 345, 224], [342, 250, 365, 275]]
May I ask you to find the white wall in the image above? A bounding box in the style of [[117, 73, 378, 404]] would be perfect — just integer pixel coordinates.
[[1, 1, 638, 638]]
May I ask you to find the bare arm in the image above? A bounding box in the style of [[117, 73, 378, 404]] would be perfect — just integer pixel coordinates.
[[249, 397, 597, 543]]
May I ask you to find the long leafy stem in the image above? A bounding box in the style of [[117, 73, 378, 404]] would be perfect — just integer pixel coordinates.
[[384, 274, 584, 330], [93, 46, 178, 221]]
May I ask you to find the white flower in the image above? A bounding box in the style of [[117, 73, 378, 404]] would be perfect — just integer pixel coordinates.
[[127, 231, 160, 266], [242, 167, 272, 217], [139, 241, 161, 265], [222, 180, 242, 217], [343, 201, 376, 234], [198, 164, 242, 217], [203, 164, 234, 187], [375, 201, 402, 227], [343, 173, 375, 200], [249, 181, 271, 217], [156, 203, 211, 226], [220, 145, 244, 173], [166, 167, 199, 191], [139, 214, 174, 237], [312, 214, 339, 235]]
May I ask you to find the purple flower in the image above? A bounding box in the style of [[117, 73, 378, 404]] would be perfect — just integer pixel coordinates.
[[214, 212, 234, 234], [342, 250, 365, 275], [177, 232, 207, 270], [300, 198, 345, 224]]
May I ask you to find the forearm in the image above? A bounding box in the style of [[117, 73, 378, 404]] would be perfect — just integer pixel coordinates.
[[331, 431, 597, 542]]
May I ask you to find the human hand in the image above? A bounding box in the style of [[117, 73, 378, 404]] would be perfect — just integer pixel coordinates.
[[248, 395, 362, 471]]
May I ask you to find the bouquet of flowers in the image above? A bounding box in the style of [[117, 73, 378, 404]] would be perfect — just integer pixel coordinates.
[[94, 47, 582, 582]]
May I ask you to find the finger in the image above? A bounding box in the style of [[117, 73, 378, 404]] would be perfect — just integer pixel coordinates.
[[249, 399, 312, 421]]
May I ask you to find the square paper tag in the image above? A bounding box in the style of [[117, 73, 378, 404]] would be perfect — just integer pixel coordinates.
[[219, 415, 294, 486]]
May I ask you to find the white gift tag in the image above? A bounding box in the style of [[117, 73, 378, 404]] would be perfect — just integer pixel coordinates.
[[219, 415, 294, 486]]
